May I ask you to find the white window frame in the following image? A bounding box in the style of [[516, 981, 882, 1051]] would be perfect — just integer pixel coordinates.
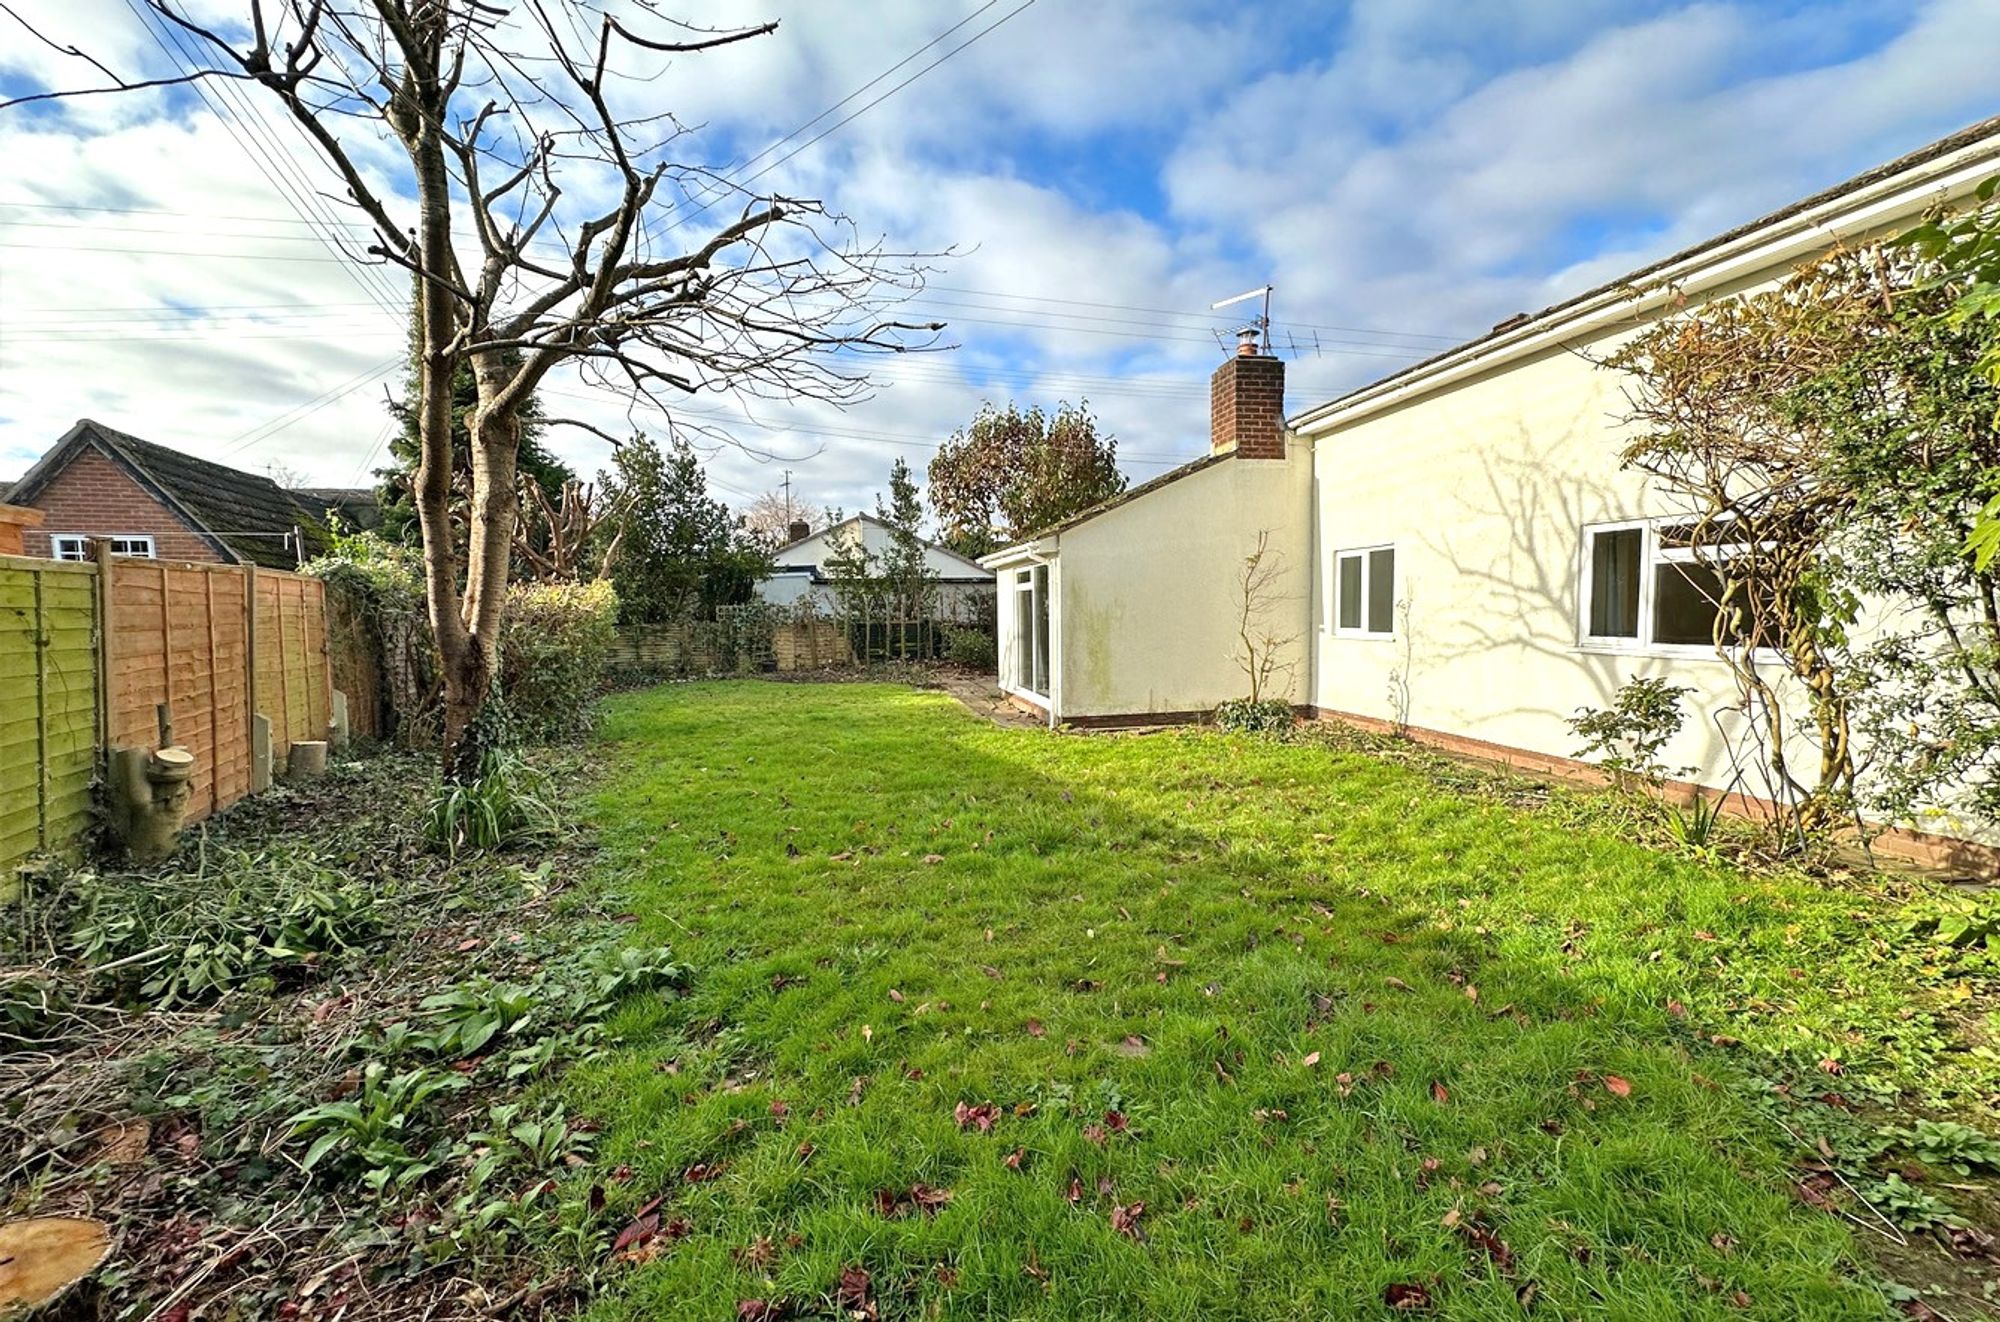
[[1331, 543, 1396, 640], [51, 534, 155, 561], [1577, 518, 1766, 660], [1005, 565, 1051, 705]]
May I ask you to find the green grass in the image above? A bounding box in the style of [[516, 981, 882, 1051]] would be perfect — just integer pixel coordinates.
[[565, 681, 1984, 1320]]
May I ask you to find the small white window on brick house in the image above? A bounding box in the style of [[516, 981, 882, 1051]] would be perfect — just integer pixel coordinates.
[[51, 534, 156, 561], [1332, 545, 1395, 637]]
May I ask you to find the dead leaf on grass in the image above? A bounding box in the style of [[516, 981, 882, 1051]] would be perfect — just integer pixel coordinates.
[[1110, 1201, 1146, 1240], [953, 1101, 998, 1133], [1384, 1281, 1433, 1311], [836, 1265, 875, 1319], [1430, 1080, 1450, 1105], [1603, 1075, 1632, 1098]]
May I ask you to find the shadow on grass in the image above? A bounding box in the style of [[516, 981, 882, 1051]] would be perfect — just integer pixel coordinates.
[[566, 681, 1914, 1321]]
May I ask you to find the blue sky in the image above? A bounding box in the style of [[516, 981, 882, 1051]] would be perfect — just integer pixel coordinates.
[[1, 0, 1996, 519]]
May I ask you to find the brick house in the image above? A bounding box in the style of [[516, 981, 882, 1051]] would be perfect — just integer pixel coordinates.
[[3, 419, 371, 568]]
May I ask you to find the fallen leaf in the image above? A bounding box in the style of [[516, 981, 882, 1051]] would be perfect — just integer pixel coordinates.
[[888, 988, 904, 1003], [953, 1101, 998, 1133], [1004, 1148, 1025, 1170], [1083, 1124, 1107, 1146], [612, 1198, 663, 1257], [1110, 1201, 1147, 1240], [836, 1266, 875, 1318], [1026, 1019, 1046, 1038], [1386, 977, 1413, 991], [1302, 1051, 1321, 1068], [737, 1300, 780, 1321], [1603, 1075, 1632, 1098], [1066, 1176, 1083, 1204], [1430, 1080, 1450, 1105], [1384, 1281, 1433, 1311], [1103, 1109, 1128, 1133]]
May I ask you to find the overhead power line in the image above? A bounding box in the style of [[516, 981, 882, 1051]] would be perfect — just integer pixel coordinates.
[[648, 0, 1038, 243], [116, 0, 405, 320]]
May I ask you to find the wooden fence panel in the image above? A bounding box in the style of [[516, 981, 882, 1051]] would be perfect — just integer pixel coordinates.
[[0, 556, 99, 874], [2, 554, 334, 875]]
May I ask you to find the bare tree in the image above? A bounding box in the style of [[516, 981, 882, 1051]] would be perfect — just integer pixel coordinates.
[[745, 487, 826, 544], [1233, 530, 1299, 704], [14, 3, 941, 771], [515, 476, 623, 582]]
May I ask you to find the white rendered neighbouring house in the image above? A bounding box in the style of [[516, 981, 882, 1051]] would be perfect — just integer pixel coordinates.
[[757, 513, 995, 619], [980, 116, 2000, 871]]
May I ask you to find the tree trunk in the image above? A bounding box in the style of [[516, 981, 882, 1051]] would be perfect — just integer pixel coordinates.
[[437, 353, 524, 780]]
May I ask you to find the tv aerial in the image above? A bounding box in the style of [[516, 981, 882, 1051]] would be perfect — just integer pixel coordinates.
[[1211, 283, 1273, 355]]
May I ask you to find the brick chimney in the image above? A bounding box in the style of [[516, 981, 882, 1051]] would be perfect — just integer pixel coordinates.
[[786, 519, 811, 543], [1209, 328, 1285, 458]]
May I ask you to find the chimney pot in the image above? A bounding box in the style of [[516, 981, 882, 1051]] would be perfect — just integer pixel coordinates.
[[786, 519, 811, 543], [1236, 327, 1259, 356]]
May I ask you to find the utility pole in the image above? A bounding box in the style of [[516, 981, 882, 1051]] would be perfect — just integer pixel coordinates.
[[780, 469, 795, 523]]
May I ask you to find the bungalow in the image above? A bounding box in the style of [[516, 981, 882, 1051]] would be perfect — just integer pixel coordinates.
[[982, 116, 2000, 867], [758, 513, 995, 620], [4, 419, 369, 568]]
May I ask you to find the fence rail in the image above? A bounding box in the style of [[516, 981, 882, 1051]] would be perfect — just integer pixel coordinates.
[[1, 549, 334, 875]]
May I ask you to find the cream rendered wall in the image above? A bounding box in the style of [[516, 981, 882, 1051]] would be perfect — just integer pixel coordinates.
[[1058, 454, 1312, 718], [1306, 270, 1863, 809]]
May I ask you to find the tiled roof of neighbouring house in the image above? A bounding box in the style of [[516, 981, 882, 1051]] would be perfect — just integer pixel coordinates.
[[288, 486, 382, 533], [12, 419, 332, 568]]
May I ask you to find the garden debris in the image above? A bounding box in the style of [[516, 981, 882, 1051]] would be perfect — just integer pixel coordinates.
[[874, 1184, 953, 1218]]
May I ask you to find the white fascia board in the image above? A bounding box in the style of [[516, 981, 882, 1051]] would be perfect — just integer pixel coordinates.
[[1293, 136, 2000, 437], [978, 537, 1058, 570]]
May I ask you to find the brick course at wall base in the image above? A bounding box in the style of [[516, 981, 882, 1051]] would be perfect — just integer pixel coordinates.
[[20, 447, 221, 562]]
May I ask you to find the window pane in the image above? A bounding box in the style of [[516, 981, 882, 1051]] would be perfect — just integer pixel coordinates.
[[1652, 561, 1737, 647], [1032, 565, 1050, 695], [1367, 548, 1395, 634], [1337, 555, 1362, 630], [1588, 528, 1641, 637], [1013, 581, 1033, 689]]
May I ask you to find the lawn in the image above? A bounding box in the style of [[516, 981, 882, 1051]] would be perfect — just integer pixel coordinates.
[[566, 681, 1996, 1320]]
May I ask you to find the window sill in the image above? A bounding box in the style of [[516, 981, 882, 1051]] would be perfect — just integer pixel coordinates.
[[1574, 641, 1771, 664], [1330, 631, 1397, 643]]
